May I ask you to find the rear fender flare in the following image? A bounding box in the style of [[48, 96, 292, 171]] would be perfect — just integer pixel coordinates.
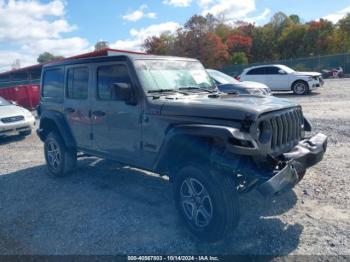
[[38, 110, 76, 149]]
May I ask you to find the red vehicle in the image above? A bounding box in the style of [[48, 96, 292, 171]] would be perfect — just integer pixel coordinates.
[[0, 64, 42, 110]]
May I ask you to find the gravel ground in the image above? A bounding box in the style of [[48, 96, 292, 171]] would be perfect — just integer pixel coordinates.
[[0, 79, 349, 256]]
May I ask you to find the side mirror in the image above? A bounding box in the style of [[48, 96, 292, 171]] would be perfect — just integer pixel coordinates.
[[10, 100, 18, 105], [112, 83, 136, 105], [278, 69, 286, 75]]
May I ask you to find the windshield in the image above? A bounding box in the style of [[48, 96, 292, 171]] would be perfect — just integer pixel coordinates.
[[134, 59, 216, 93], [207, 69, 239, 85], [278, 65, 295, 73], [0, 97, 10, 106]]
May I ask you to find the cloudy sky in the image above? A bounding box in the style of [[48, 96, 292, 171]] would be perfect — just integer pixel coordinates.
[[0, 0, 349, 72]]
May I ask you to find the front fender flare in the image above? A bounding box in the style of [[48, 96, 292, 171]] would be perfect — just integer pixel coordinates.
[[153, 124, 257, 173]]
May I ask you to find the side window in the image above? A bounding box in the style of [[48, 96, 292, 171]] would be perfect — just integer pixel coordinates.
[[97, 64, 131, 101], [247, 67, 266, 75], [265, 66, 280, 75], [42, 68, 64, 98], [67, 67, 89, 99]]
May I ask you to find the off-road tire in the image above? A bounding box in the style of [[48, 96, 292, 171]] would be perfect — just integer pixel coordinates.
[[44, 132, 77, 176], [173, 164, 240, 242], [292, 80, 309, 95]]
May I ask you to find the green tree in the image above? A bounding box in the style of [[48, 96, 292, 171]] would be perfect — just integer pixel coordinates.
[[229, 52, 248, 65], [335, 14, 350, 52], [95, 41, 109, 51], [37, 52, 64, 64], [214, 23, 232, 42], [303, 19, 334, 55], [278, 23, 307, 58], [289, 15, 301, 24], [143, 32, 176, 55]]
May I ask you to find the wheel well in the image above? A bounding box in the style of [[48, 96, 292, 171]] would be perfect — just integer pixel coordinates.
[[292, 79, 309, 90], [40, 118, 59, 141], [158, 135, 219, 177]]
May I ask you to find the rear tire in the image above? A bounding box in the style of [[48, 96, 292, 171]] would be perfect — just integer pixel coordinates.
[[173, 163, 240, 242], [44, 132, 77, 176], [292, 81, 309, 95]]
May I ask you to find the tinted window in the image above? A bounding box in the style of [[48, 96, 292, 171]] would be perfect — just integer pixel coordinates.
[[247, 67, 266, 75], [43, 68, 64, 98], [265, 66, 280, 75], [97, 65, 131, 100], [67, 67, 89, 99]]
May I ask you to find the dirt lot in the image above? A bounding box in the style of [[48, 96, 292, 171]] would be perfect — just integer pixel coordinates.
[[0, 79, 349, 256]]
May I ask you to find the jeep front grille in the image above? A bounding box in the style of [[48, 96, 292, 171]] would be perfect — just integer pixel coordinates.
[[1, 115, 24, 123], [266, 108, 304, 154]]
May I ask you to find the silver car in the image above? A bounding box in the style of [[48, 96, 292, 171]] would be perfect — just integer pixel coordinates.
[[207, 69, 271, 96], [0, 97, 35, 137]]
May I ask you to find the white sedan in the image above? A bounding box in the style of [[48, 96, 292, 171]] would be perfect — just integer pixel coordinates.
[[0, 97, 35, 137], [239, 64, 324, 95]]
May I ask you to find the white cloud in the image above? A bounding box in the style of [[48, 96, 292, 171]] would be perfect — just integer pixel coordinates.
[[201, 0, 255, 20], [244, 8, 271, 24], [0, 0, 90, 72], [0, 0, 75, 42], [197, 0, 270, 24], [21, 37, 91, 57], [323, 6, 350, 23], [197, 0, 213, 9], [122, 4, 157, 22], [163, 0, 192, 7], [0, 50, 34, 72], [111, 22, 180, 51]]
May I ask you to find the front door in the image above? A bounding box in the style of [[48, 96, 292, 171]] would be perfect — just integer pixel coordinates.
[[264, 66, 289, 90], [91, 62, 142, 163], [64, 65, 92, 148]]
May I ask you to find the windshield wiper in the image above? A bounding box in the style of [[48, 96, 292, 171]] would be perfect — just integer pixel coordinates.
[[147, 89, 176, 94], [178, 86, 217, 93]]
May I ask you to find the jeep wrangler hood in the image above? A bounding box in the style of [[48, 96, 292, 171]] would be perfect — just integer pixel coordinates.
[[159, 94, 299, 121]]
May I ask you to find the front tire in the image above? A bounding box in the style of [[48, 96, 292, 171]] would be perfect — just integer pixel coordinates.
[[292, 81, 309, 95], [44, 132, 77, 176], [173, 164, 240, 242]]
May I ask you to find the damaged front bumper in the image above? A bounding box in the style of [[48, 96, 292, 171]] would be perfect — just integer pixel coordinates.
[[258, 133, 328, 196]]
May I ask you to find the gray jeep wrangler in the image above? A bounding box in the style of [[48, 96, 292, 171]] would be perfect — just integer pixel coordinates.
[[37, 54, 327, 242]]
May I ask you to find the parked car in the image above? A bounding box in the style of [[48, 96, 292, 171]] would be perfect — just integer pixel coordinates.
[[321, 67, 344, 79], [0, 96, 35, 137], [239, 64, 324, 95], [207, 69, 271, 96], [37, 55, 327, 242]]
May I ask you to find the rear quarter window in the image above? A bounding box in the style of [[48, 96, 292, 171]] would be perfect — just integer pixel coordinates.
[[42, 68, 64, 99]]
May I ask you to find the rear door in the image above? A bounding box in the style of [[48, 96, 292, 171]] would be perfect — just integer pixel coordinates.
[[64, 65, 92, 148], [90, 62, 142, 162]]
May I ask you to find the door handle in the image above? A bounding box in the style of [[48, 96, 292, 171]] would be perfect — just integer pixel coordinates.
[[91, 110, 106, 117], [65, 107, 75, 113]]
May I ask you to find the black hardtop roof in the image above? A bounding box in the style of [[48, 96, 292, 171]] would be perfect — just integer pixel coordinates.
[[43, 54, 198, 69]]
